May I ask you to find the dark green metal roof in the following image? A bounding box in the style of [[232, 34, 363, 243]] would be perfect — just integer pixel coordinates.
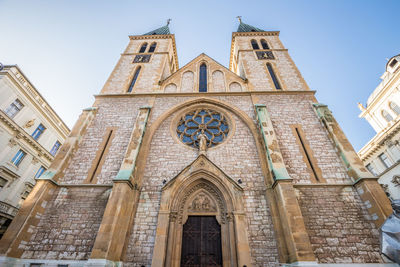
[[237, 22, 265, 33], [143, 25, 171, 35]]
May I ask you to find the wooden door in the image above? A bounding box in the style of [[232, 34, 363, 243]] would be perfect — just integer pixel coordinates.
[[181, 216, 222, 267]]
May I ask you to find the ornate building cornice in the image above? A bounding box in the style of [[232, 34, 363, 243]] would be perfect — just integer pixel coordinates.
[[0, 66, 70, 139], [0, 110, 55, 161]]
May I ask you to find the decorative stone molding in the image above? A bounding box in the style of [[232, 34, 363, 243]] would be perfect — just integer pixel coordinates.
[[392, 175, 400, 187], [0, 110, 54, 161]]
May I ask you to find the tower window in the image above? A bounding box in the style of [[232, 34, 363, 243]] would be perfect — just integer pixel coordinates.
[[148, 42, 157, 53], [389, 102, 400, 116], [32, 124, 46, 140], [4, 99, 24, 118], [128, 67, 141, 93], [11, 149, 26, 166], [251, 39, 260, 50], [382, 110, 393, 122], [199, 63, 207, 92], [260, 39, 269, 49], [139, 43, 148, 53], [266, 63, 281, 90]]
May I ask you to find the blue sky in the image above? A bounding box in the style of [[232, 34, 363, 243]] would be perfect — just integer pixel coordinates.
[[0, 0, 399, 151]]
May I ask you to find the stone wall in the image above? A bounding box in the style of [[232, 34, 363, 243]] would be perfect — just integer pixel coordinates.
[[297, 186, 383, 263], [257, 94, 351, 184], [234, 35, 307, 91], [20, 187, 109, 260], [124, 98, 280, 266], [60, 97, 151, 185]]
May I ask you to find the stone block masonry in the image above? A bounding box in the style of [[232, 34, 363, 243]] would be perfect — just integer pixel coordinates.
[[20, 187, 109, 261]]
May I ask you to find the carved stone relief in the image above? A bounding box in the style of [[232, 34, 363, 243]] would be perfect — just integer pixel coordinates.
[[188, 193, 217, 212]]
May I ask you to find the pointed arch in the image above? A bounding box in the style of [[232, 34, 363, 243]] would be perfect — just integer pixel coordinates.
[[139, 42, 148, 53], [148, 42, 157, 53], [127, 66, 141, 93], [260, 39, 270, 49], [199, 63, 207, 92], [151, 156, 251, 267], [251, 39, 260, 50]]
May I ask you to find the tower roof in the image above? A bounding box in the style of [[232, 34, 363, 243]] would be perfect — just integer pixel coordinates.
[[143, 25, 171, 35], [237, 22, 265, 33]]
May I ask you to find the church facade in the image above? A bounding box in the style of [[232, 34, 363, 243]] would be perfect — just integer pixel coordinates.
[[0, 22, 395, 266]]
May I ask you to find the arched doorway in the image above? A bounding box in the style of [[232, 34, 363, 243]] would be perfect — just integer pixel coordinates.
[[151, 155, 251, 267]]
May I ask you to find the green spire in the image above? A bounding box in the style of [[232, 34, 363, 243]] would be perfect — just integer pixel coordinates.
[[236, 16, 265, 32], [143, 19, 171, 35]]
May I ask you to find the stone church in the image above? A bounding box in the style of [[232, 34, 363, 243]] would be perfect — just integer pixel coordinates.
[[0, 21, 396, 266]]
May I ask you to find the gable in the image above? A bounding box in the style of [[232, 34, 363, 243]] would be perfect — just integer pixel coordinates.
[[160, 53, 247, 93]]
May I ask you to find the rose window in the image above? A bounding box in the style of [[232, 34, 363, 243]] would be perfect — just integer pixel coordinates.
[[176, 109, 229, 148]]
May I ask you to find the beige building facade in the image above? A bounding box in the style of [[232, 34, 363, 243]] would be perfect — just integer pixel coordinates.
[[0, 22, 396, 266], [358, 55, 400, 200], [0, 65, 70, 238]]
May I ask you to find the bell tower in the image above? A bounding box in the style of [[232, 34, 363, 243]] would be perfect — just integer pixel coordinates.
[[230, 18, 309, 91], [100, 21, 178, 94]]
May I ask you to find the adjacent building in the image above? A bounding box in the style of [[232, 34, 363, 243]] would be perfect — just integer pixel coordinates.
[[0, 65, 70, 238], [358, 55, 400, 200], [0, 22, 394, 266]]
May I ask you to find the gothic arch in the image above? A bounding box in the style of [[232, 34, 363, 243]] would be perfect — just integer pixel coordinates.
[[151, 156, 251, 267], [135, 97, 274, 187]]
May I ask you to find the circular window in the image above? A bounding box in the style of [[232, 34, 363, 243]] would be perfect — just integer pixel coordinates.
[[176, 109, 230, 149]]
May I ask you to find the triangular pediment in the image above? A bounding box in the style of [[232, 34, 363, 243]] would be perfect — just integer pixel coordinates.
[[160, 53, 247, 93], [162, 154, 243, 191]]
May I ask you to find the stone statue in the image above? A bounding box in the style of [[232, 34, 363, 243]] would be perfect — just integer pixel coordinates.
[[380, 199, 400, 264], [198, 132, 208, 154]]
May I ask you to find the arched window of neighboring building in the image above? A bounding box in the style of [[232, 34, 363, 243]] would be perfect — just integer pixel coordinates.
[[199, 63, 207, 92], [128, 66, 141, 93], [266, 63, 281, 90], [139, 43, 148, 53], [251, 39, 260, 50], [389, 102, 400, 116], [148, 42, 157, 53], [260, 39, 269, 49], [382, 109, 393, 122]]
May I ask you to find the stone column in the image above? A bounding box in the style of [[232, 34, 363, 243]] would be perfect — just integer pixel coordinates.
[[254, 104, 316, 263], [0, 107, 97, 257], [313, 103, 392, 227], [233, 213, 252, 267], [90, 106, 151, 263]]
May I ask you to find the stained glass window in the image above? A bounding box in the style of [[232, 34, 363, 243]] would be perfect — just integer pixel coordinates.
[[148, 42, 157, 53], [128, 67, 141, 93], [199, 64, 207, 92], [139, 43, 148, 53], [260, 39, 269, 49], [267, 63, 281, 90], [251, 39, 259, 50], [176, 109, 229, 148]]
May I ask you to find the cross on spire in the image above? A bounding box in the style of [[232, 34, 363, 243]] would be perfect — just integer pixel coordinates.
[[236, 16, 242, 23], [167, 18, 171, 26]]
